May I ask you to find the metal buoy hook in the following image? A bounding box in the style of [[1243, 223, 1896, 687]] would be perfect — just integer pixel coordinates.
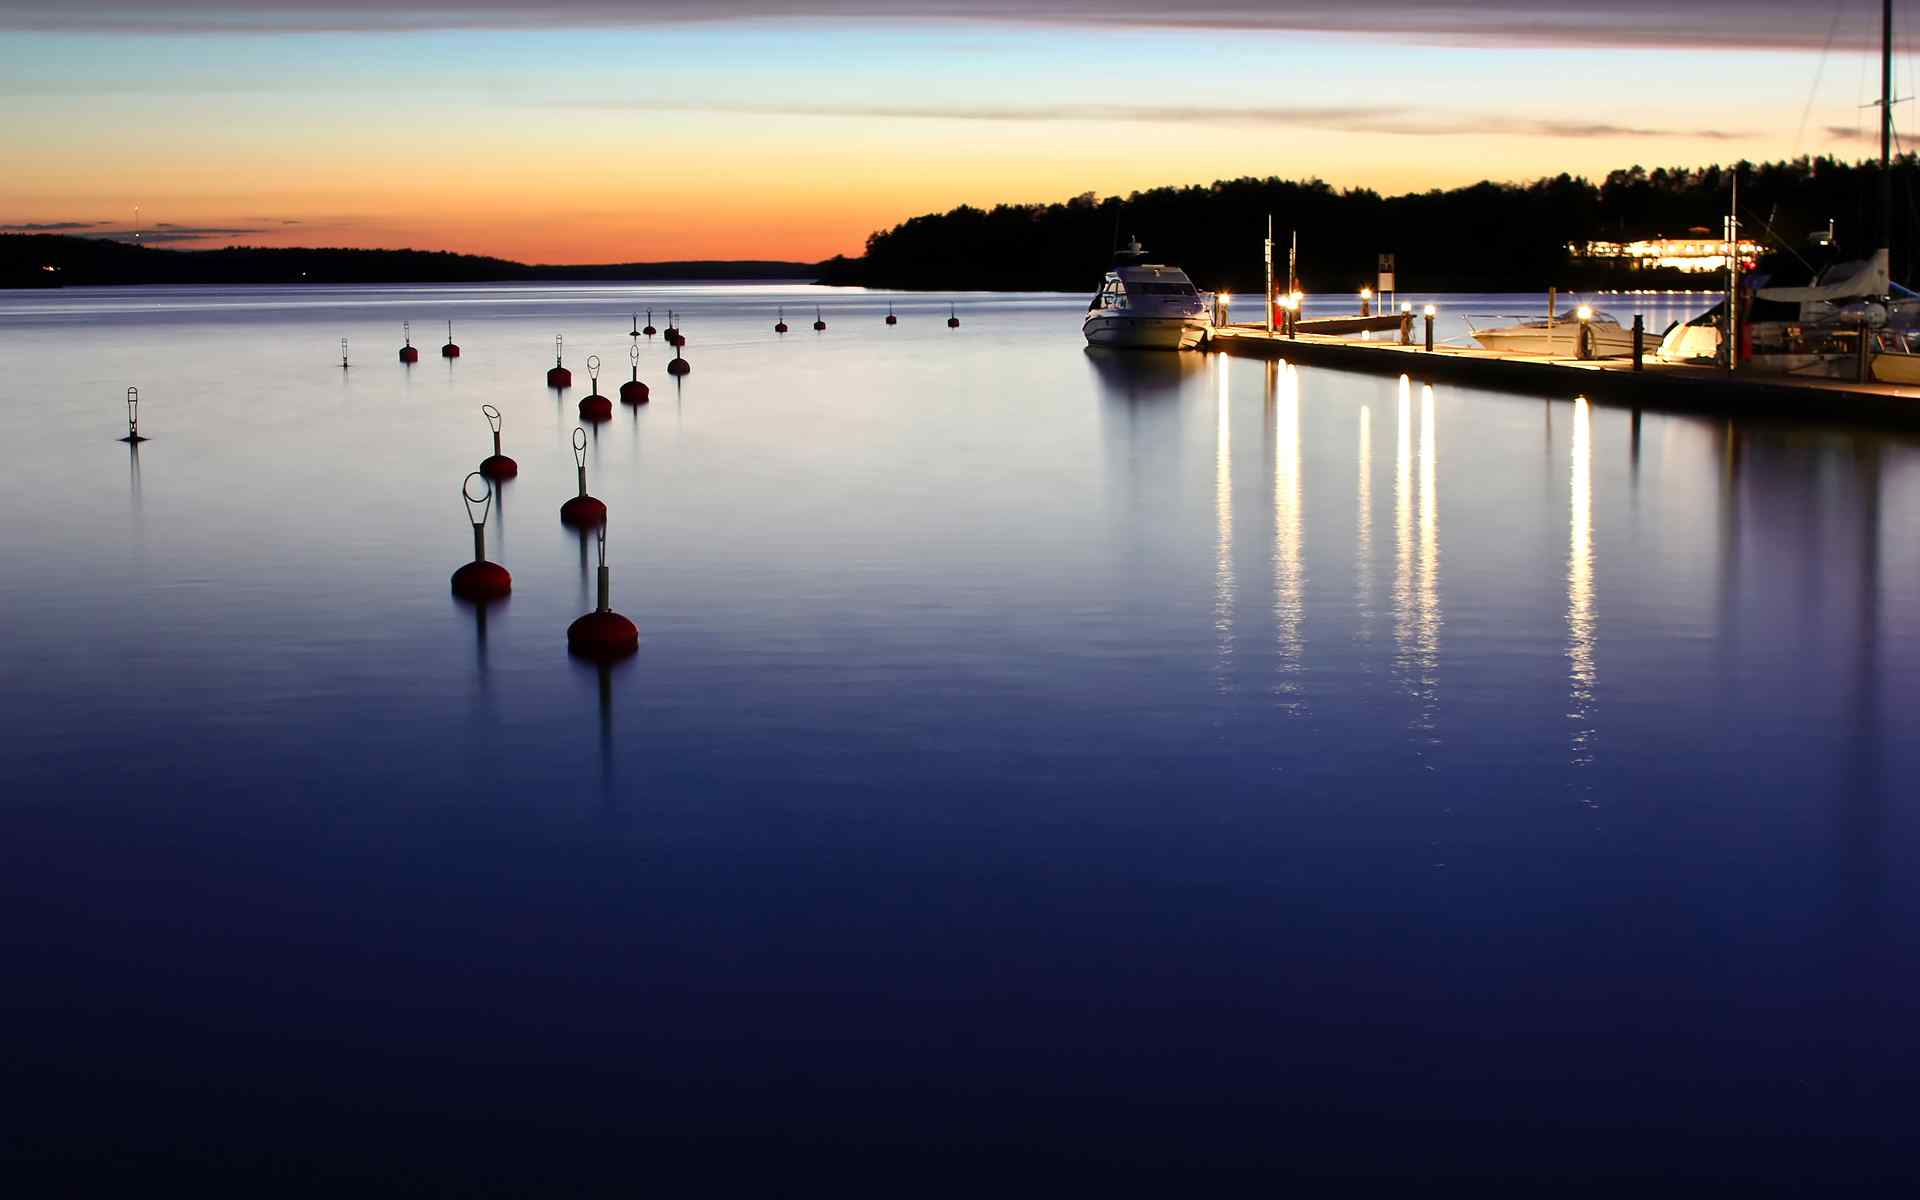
[[630, 343, 641, 377], [341, 337, 350, 368], [573, 426, 590, 495], [555, 333, 565, 365], [403, 320, 412, 346], [121, 386, 146, 443], [482, 403, 504, 457], [463, 470, 493, 522], [463, 472, 493, 560], [595, 524, 610, 612], [587, 354, 600, 387], [630, 313, 640, 338]]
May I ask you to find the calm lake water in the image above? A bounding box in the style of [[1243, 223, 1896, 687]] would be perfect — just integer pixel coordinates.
[[2, 283, 1916, 1188]]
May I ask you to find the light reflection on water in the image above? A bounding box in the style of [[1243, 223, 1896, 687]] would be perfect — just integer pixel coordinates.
[[1, 284, 1918, 1185], [1569, 395, 1596, 771], [1269, 361, 1304, 710]]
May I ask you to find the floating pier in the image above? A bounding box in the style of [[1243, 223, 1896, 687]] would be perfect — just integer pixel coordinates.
[[1208, 325, 1920, 430]]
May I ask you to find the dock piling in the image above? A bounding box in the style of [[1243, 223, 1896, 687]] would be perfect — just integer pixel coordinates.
[[1633, 316, 1645, 371], [1423, 305, 1436, 352]]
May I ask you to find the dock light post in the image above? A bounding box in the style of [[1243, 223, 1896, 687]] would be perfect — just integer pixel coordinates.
[[1423, 304, 1436, 352], [1216, 292, 1231, 327], [1576, 305, 1594, 360], [1360, 287, 1372, 317]]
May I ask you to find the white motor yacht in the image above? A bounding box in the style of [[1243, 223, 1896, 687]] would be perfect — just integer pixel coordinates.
[[1469, 308, 1639, 357], [1083, 240, 1211, 350]]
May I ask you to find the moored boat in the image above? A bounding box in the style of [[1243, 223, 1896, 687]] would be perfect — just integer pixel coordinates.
[[1469, 308, 1638, 357], [1083, 240, 1211, 350]]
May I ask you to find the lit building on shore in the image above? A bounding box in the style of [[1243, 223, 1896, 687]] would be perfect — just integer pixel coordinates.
[[1569, 230, 1761, 274]]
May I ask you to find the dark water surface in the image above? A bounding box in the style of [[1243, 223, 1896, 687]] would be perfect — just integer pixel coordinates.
[[2, 285, 1916, 1189]]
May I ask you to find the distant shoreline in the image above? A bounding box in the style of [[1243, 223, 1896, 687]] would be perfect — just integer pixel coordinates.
[[0, 234, 827, 289]]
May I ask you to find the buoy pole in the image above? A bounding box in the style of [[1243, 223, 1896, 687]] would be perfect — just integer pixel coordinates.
[[561, 426, 608, 527], [341, 337, 349, 369], [567, 522, 639, 659], [120, 386, 147, 443], [451, 472, 512, 600], [480, 403, 518, 479]]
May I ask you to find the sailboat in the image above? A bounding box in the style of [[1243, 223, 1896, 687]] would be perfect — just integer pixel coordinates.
[[1732, 0, 1916, 382]]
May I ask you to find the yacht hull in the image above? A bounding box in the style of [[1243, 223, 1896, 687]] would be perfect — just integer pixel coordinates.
[[1082, 314, 1207, 350], [1471, 326, 1638, 357]]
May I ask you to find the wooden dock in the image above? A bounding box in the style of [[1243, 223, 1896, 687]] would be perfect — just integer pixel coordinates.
[[1209, 325, 1920, 430]]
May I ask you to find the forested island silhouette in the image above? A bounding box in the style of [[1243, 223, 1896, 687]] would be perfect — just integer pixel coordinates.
[[9, 156, 1916, 293]]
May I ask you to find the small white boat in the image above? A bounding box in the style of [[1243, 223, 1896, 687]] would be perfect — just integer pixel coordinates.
[[1083, 240, 1211, 350], [1469, 308, 1639, 357]]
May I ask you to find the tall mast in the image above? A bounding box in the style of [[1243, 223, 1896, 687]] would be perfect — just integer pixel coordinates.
[[1882, 0, 1894, 270]]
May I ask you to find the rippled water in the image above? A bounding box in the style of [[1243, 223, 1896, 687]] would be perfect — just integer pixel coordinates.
[[2, 284, 1915, 1188]]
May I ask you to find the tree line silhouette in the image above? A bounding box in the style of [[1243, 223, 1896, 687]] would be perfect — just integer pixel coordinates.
[[818, 155, 1920, 295], [0, 235, 816, 288]]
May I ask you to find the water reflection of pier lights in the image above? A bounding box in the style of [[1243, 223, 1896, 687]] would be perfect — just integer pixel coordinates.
[[1214, 360, 1234, 686], [1355, 404, 1373, 644], [1413, 384, 1441, 728], [1268, 361, 1304, 710], [1568, 396, 1595, 770], [1393, 377, 1414, 676]]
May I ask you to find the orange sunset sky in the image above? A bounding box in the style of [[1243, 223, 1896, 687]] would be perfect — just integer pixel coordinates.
[[0, 4, 1904, 262]]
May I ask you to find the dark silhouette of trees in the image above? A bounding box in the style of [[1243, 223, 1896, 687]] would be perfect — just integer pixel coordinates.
[[822, 154, 1920, 293]]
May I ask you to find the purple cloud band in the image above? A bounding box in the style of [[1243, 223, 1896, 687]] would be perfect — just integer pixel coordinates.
[[0, 1, 1870, 51]]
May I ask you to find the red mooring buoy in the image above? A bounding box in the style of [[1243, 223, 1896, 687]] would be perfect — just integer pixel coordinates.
[[547, 334, 573, 388], [479, 404, 518, 480], [813, 305, 826, 332], [774, 305, 788, 334], [451, 472, 512, 601], [400, 320, 419, 363], [579, 355, 612, 422], [643, 308, 657, 337], [620, 344, 650, 405], [442, 320, 460, 358], [947, 303, 960, 329], [667, 339, 689, 376], [560, 426, 607, 528], [885, 302, 897, 326], [567, 524, 638, 660]]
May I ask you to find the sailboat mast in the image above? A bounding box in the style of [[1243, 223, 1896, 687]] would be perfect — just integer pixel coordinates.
[[1882, 0, 1894, 269]]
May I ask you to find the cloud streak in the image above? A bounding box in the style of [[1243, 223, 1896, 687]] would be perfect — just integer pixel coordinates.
[[0, 220, 108, 231], [0, 221, 279, 244], [560, 98, 1753, 140], [0, 1, 1873, 51]]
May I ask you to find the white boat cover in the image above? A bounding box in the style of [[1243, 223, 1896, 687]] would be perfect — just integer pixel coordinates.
[[1756, 249, 1889, 303]]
